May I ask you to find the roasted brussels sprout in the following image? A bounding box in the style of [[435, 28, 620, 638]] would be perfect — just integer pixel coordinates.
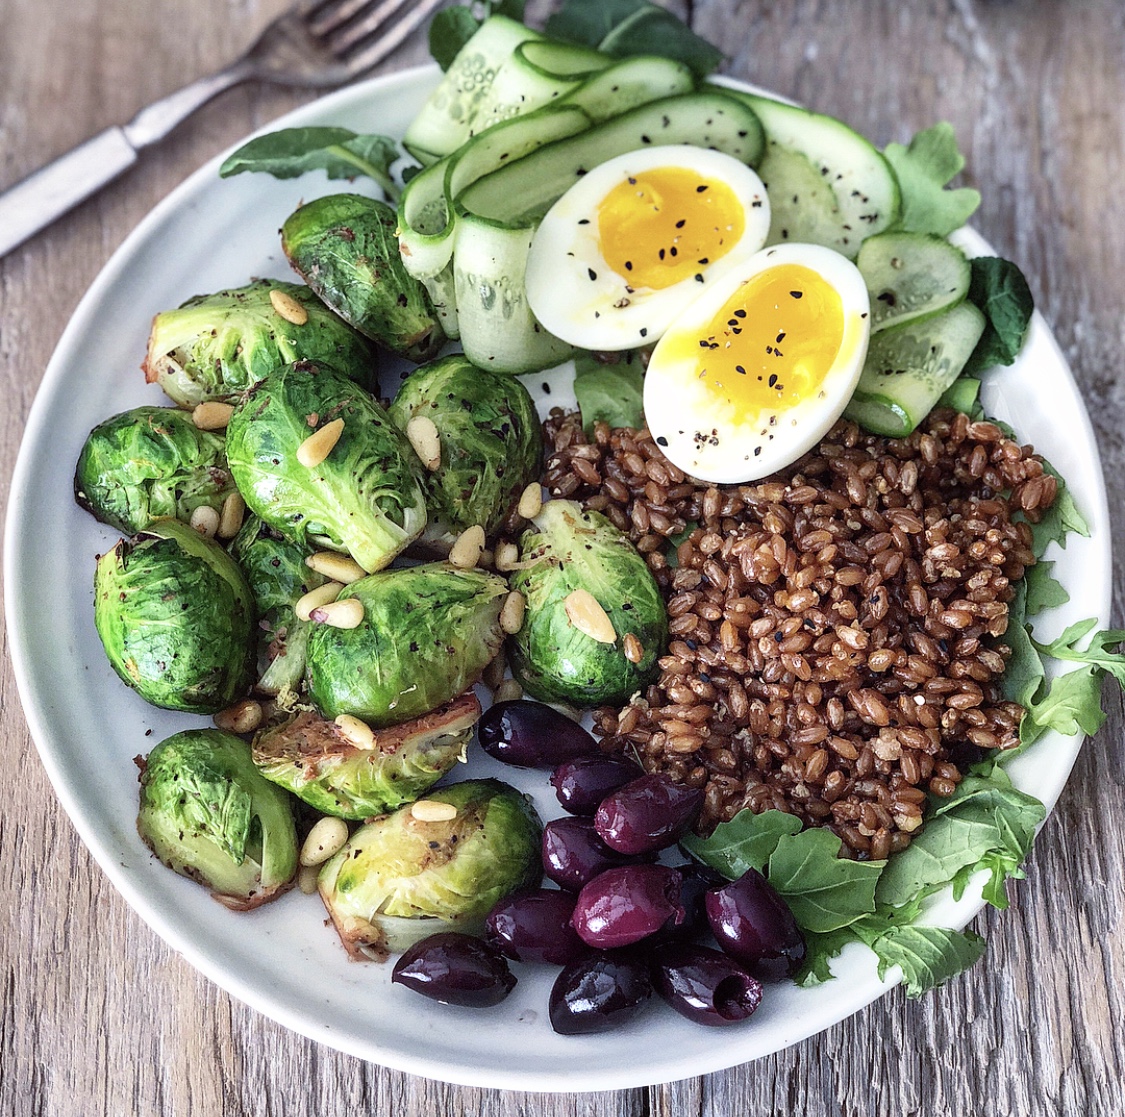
[[282, 193, 445, 362], [387, 354, 542, 538], [318, 778, 542, 959], [94, 518, 255, 713], [74, 406, 238, 534], [137, 728, 298, 909], [507, 500, 667, 707], [142, 279, 376, 408], [305, 562, 507, 726], [252, 691, 481, 819], [225, 361, 427, 573]]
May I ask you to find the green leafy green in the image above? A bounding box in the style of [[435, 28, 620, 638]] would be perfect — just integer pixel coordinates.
[[680, 808, 801, 878], [1030, 461, 1090, 556], [869, 926, 987, 997], [883, 123, 981, 236], [1033, 620, 1125, 681], [573, 355, 645, 436], [963, 257, 1035, 374], [1023, 560, 1070, 617], [1001, 580, 1046, 710], [428, 3, 526, 70]]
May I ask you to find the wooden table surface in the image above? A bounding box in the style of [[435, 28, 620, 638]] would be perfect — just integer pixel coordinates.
[[2, 1, 1123, 1113]]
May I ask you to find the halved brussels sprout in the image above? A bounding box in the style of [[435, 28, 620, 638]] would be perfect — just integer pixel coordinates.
[[94, 518, 255, 713], [74, 405, 238, 534], [318, 778, 542, 959], [225, 361, 427, 573], [282, 193, 445, 362], [507, 500, 667, 707], [137, 728, 298, 909], [142, 279, 377, 408], [304, 562, 507, 726], [387, 354, 542, 538], [253, 691, 481, 819]]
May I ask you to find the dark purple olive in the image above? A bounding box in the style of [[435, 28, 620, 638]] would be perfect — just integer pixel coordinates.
[[549, 950, 653, 1035], [477, 700, 599, 768], [391, 932, 516, 1007], [484, 888, 587, 966], [594, 772, 704, 854], [654, 861, 726, 943], [550, 753, 642, 816], [541, 815, 644, 892], [651, 941, 763, 1026], [705, 867, 807, 982], [572, 864, 684, 948]]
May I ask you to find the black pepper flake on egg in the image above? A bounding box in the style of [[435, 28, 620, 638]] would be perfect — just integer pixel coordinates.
[[776, 330, 786, 342], [639, 328, 648, 337], [694, 274, 704, 283], [676, 219, 686, 228], [577, 218, 590, 225], [696, 184, 709, 193], [656, 436, 669, 446], [588, 267, 598, 281], [790, 290, 803, 299]]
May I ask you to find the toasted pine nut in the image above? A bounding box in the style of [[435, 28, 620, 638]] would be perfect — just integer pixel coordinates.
[[623, 632, 644, 664], [295, 581, 343, 621], [500, 591, 526, 635], [494, 541, 519, 571], [334, 713, 376, 750], [297, 865, 321, 895], [189, 505, 220, 538], [309, 598, 365, 629], [564, 588, 616, 644], [300, 816, 349, 867], [307, 551, 366, 584], [270, 287, 309, 325], [494, 678, 524, 703], [410, 799, 458, 822], [406, 415, 441, 471], [217, 491, 246, 540], [517, 482, 543, 520], [448, 525, 485, 569], [213, 698, 262, 735], [297, 417, 344, 468], [192, 401, 234, 431]]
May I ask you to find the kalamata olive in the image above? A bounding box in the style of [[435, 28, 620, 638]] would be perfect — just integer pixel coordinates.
[[477, 700, 598, 768], [651, 941, 763, 1026], [705, 867, 807, 982], [594, 772, 704, 854], [550, 753, 642, 816], [391, 932, 517, 1007], [654, 861, 726, 943], [549, 950, 653, 1035], [572, 864, 684, 948], [484, 888, 587, 966], [541, 815, 643, 892]]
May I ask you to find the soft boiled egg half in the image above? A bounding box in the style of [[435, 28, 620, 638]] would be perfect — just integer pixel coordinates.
[[643, 242, 871, 484], [525, 146, 771, 351]]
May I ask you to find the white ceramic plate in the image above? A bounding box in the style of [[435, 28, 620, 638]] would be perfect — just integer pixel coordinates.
[[5, 65, 1111, 1091]]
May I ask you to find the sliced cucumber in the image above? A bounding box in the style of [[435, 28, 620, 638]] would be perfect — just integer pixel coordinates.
[[857, 231, 970, 332], [845, 301, 986, 436], [558, 55, 697, 122]]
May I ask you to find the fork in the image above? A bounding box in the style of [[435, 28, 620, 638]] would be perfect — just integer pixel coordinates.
[[0, 0, 448, 260]]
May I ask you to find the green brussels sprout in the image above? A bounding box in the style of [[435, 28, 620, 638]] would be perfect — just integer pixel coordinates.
[[253, 691, 481, 819], [317, 778, 541, 959], [282, 193, 445, 363], [507, 499, 667, 707], [305, 562, 508, 727], [74, 406, 238, 534], [387, 354, 542, 538], [94, 518, 255, 713], [142, 279, 377, 408], [137, 728, 298, 909], [225, 361, 427, 573]]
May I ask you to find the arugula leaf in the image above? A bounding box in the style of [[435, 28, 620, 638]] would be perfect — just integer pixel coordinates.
[[428, 2, 527, 71], [1029, 460, 1089, 557], [963, 256, 1035, 375], [1023, 560, 1070, 617], [1024, 666, 1107, 738], [1033, 621, 1125, 682], [883, 123, 981, 236], [1001, 580, 1046, 711], [573, 355, 645, 435], [679, 808, 801, 878], [219, 128, 401, 199], [870, 926, 987, 997], [546, 0, 722, 79], [795, 900, 922, 987]]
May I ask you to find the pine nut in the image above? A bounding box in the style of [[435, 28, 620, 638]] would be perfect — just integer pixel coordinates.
[[405, 415, 442, 471], [410, 799, 458, 822], [217, 491, 246, 540], [564, 588, 616, 643], [189, 505, 220, 538], [295, 581, 343, 621], [499, 590, 526, 634], [192, 401, 234, 430], [213, 698, 262, 735], [297, 417, 344, 468], [270, 287, 309, 325], [334, 713, 376, 750], [307, 551, 366, 584], [309, 598, 365, 628], [517, 482, 543, 520], [494, 678, 523, 703], [297, 865, 321, 895], [494, 541, 519, 571], [448, 525, 485, 569], [300, 816, 349, 867], [623, 632, 644, 664]]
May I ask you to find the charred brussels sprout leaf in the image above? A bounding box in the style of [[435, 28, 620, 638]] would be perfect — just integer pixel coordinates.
[[388, 354, 542, 537], [225, 361, 427, 573], [75, 405, 237, 534], [143, 279, 377, 408], [508, 499, 667, 707], [305, 562, 507, 727], [253, 691, 481, 819], [94, 519, 255, 713], [137, 728, 298, 908], [282, 193, 445, 362], [318, 778, 542, 958]]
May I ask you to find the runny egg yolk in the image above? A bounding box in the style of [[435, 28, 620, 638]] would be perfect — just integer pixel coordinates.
[[596, 168, 746, 290]]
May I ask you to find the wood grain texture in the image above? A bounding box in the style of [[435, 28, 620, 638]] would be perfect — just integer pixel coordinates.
[[1, 1, 1122, 1114]]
